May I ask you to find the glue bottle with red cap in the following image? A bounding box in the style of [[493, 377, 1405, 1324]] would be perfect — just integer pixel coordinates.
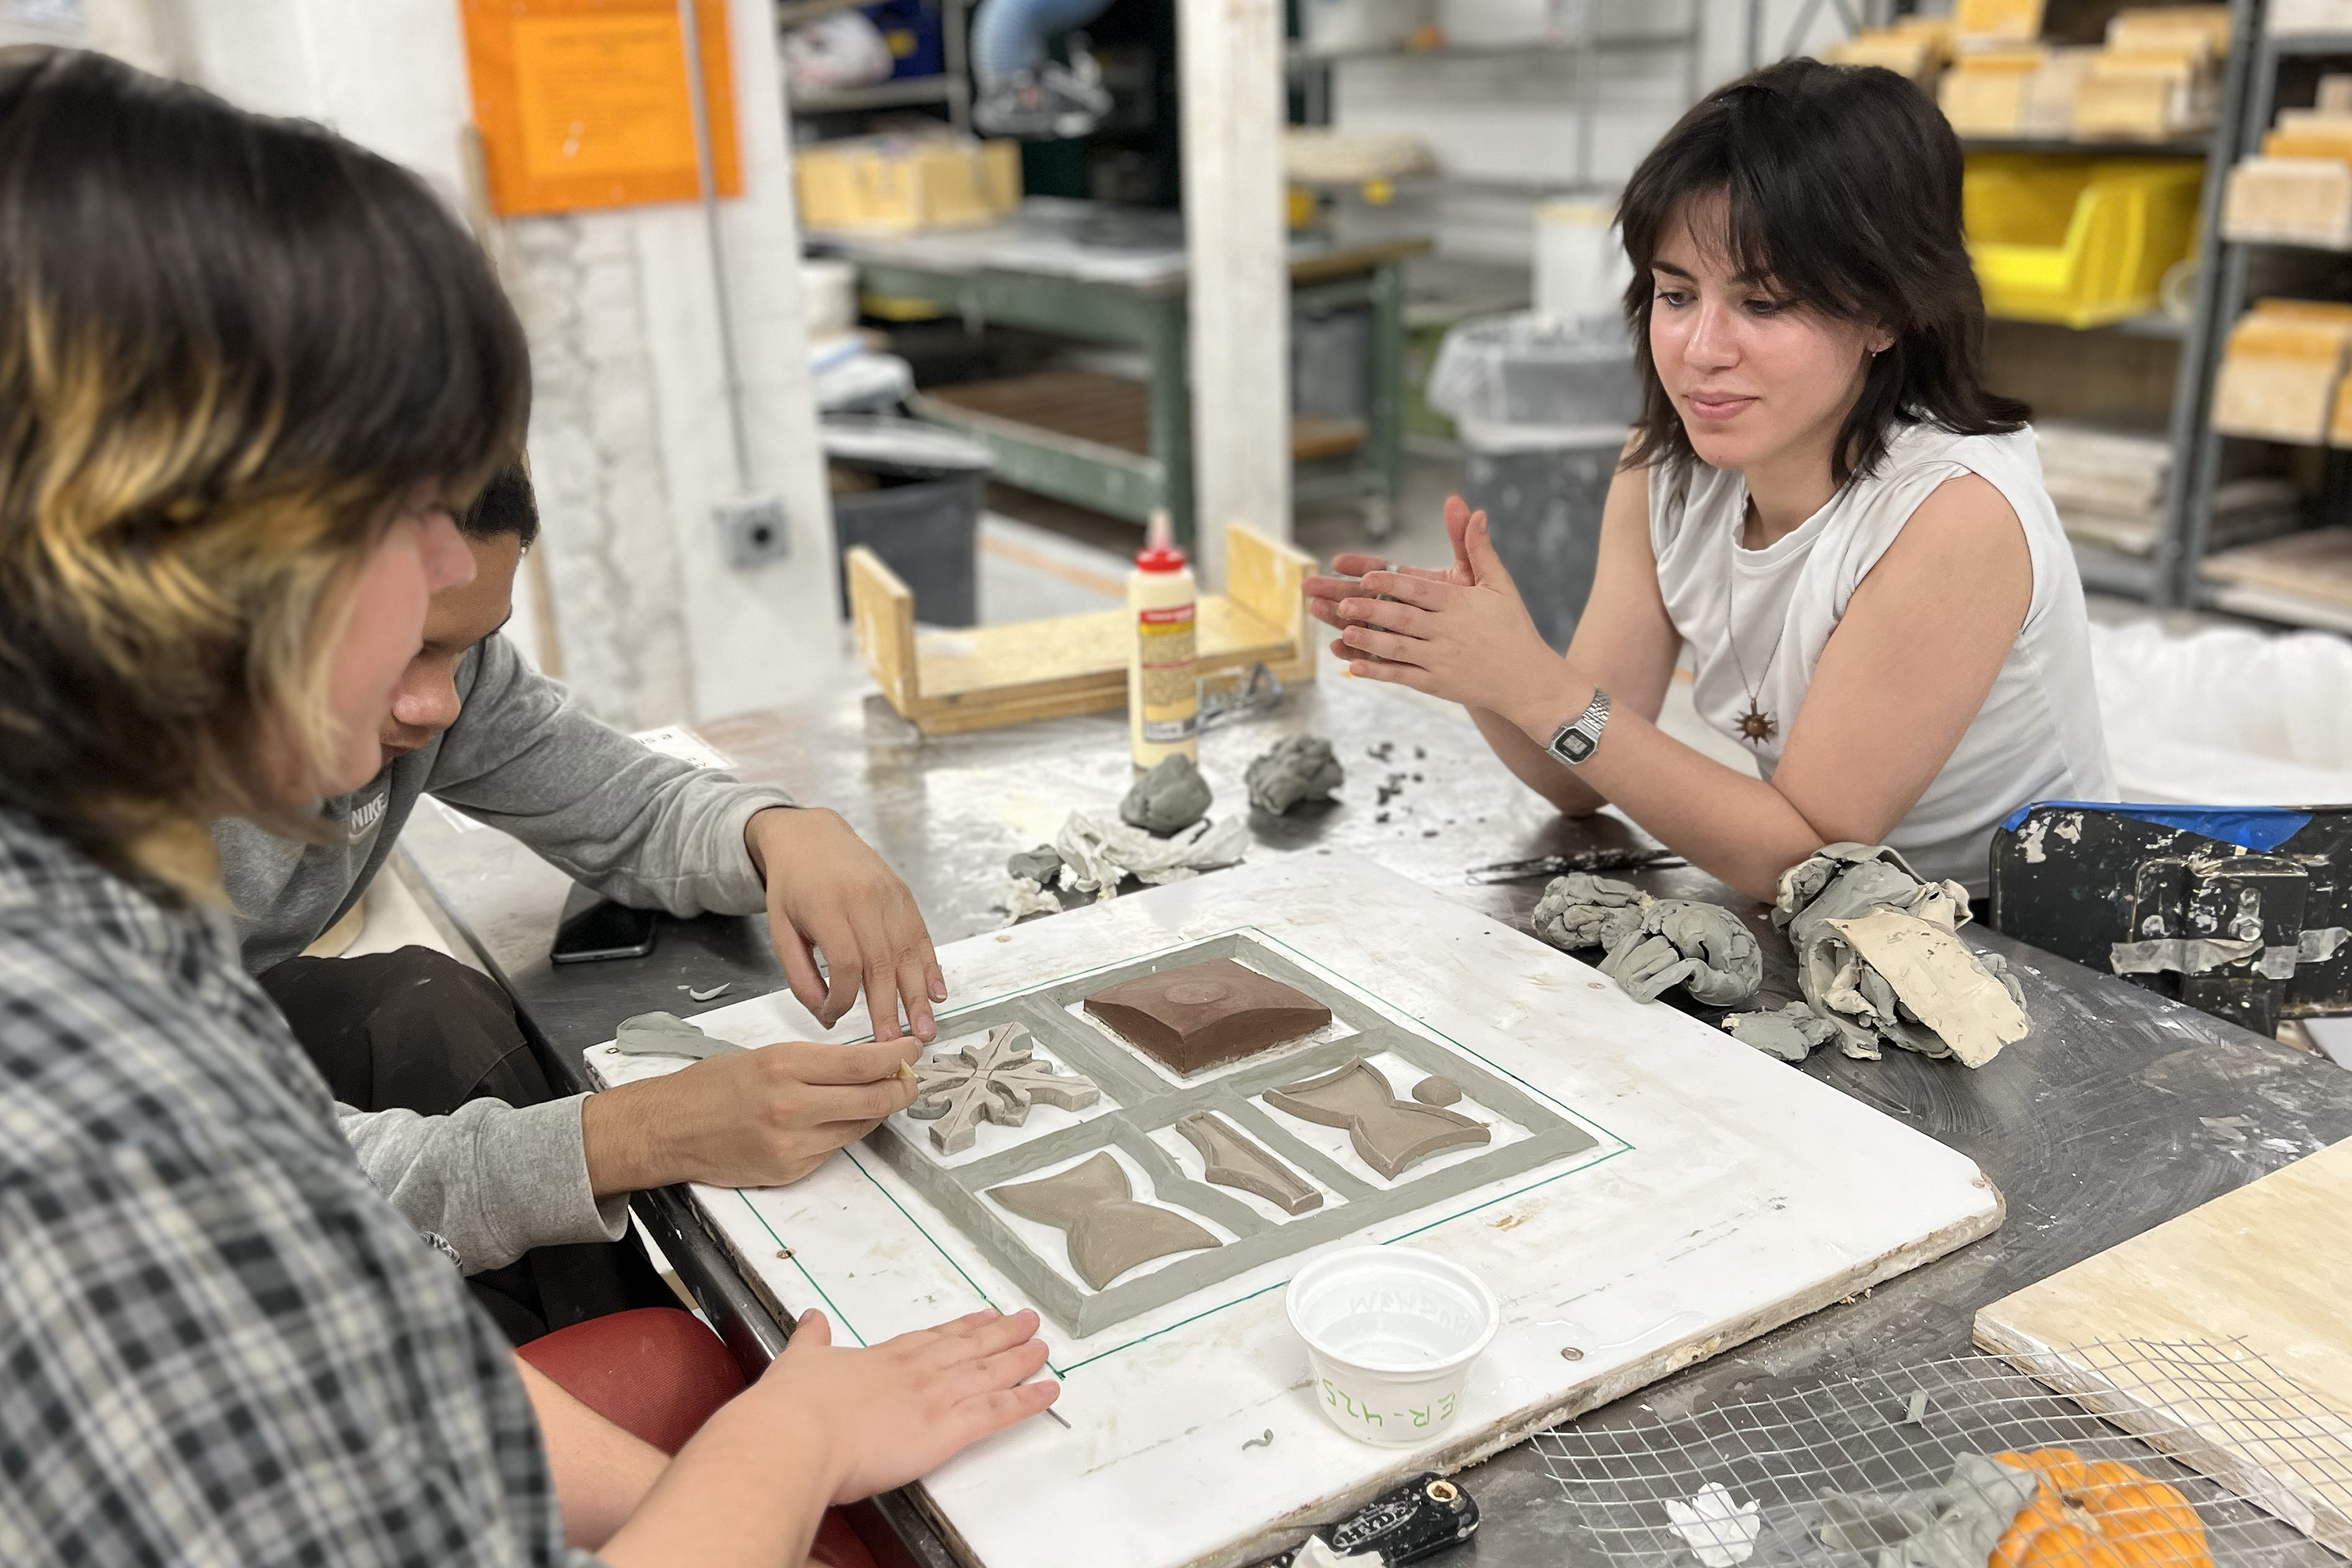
[[1127, 508, 1198, 768]]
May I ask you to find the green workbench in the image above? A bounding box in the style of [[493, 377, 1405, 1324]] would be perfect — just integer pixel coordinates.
[[813, 198, 1428, 543]]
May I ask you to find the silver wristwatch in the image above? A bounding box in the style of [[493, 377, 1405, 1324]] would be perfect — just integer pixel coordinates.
[[1546, 688, 1610, 767]]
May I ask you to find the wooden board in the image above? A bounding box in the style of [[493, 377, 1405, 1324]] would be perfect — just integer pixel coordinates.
[[2202, 527, 2352, 608], [850, 520, 1315, 735], [1975, 1138, 2352, 1552], [589, 857, 2002, 1568]]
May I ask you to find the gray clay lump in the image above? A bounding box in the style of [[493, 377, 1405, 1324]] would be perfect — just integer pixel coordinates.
[[1244, 735, 1345, 815], [1006, 844, 1065, 884], [1119, 753, 1214, 836], [988, 1151, 1220, 1290], [907, 1022, 1100, 1153], [1264, 1057, 1489, 1179], [1082, 957, 1331, 1073], [612, 1011, 740, 1059]]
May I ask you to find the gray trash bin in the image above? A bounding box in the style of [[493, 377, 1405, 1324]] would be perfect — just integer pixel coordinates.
[[823, 416, 994, 627], [1428, 314, 1638, 651]]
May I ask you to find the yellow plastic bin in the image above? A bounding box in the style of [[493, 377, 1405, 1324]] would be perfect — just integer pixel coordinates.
[[1963, 154, 2202, 327]]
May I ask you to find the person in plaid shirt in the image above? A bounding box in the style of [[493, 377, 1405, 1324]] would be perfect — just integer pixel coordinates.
[[0, 45, 1055, 1567]]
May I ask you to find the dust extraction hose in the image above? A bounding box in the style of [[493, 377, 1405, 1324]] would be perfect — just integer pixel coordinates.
[[970, 0, 1115, 85]]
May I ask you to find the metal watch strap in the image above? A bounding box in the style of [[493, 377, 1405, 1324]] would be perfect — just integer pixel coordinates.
[[1546, 688, 1610, 767]]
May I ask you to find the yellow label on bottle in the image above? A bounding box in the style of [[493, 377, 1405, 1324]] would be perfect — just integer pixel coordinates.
[[1138, 602, 1197, 742]]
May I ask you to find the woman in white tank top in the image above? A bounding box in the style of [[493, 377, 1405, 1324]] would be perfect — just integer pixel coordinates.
[[1305, 58, 2114, 900]]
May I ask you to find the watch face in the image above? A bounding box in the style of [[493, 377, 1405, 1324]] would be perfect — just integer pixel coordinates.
[[1555, 730, 1596, 764]]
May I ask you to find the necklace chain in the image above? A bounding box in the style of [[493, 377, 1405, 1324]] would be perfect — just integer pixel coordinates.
[[1726, 496, 1788, 745]]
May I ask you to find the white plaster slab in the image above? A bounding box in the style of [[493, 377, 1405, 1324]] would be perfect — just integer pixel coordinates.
[[586, 855, 2002, 1568]]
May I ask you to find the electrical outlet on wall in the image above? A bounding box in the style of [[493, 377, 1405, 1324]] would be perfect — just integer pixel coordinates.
[[714, 495, 790, 568]]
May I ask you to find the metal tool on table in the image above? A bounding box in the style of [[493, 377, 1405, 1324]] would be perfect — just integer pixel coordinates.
[[1275, 1472, 1481, 1566], [1198, 662, 1285, 732], [1465, 846, 1686, 885]]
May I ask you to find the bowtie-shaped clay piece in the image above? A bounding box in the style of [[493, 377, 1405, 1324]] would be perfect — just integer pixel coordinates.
[[1082, 958, 1332, 1074], [1264, 1057, 1489, 1179], [612, 1011, 742, 1059], [988, 1152, 1221, 1290], [906, 1022, 1101, 1154], [1174, 1111, 1323, 1214]]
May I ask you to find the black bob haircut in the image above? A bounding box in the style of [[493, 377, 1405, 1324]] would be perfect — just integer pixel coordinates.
[[460, 460, 540, 549], [1617, 58, 2028, 486]]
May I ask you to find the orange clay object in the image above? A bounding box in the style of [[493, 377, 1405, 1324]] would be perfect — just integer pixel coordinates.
[[1988, 1449, 2212, 1568]]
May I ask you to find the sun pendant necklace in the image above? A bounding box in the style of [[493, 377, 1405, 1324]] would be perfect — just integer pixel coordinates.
[[1726, 499, 1788, 746]]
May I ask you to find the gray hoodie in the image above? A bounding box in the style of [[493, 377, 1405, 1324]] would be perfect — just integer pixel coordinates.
[[213, 632, 795, 1272]]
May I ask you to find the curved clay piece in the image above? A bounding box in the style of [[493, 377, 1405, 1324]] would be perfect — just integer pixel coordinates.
[[989, 1152, 1220, 1290], [612, 1011, 740, 1059], [1264, 1058, 1489, 1179], [910, 1023, 1101, 1154], [1174, 1112, 1323, 1214], [1410, 1075, 1463, 1107], [1083, 958, 1331, 1073]]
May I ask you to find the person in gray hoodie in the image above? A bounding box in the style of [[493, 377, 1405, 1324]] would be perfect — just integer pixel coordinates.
[[215, 463, 937, 1341]]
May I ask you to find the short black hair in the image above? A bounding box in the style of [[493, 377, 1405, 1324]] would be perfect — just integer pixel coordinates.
[[0, 47, 530, 887], [459, 459, 539, 549], [1617, 58, 2028, 486]]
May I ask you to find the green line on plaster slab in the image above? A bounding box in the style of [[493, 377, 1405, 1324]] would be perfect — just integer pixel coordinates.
[[735, 1189, 867, 1347]]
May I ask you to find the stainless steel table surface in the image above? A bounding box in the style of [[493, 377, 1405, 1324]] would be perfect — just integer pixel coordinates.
[[398, 672, 2352, 1568]]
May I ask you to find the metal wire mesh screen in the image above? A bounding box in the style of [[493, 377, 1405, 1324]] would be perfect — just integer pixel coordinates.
[[1534, 1344, 2351, 1568]]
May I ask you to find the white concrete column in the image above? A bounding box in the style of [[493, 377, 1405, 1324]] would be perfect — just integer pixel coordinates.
[[1178, 0, 1290, 586], [91, 0, 844, 731]]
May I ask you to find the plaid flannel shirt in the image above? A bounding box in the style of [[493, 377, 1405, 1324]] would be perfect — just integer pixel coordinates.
[[0, 809, 597, 1566]]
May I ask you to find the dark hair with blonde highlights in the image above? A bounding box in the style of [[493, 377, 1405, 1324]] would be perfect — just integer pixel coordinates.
[[0, 47, 529, 895], [1617, 57, 2027, 485]]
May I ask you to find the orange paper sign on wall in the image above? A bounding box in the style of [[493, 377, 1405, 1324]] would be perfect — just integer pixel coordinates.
[[463, 0, 741, 216]]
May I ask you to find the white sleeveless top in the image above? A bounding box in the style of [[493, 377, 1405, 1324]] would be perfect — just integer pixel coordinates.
[[1649, 423, 2115, 893]]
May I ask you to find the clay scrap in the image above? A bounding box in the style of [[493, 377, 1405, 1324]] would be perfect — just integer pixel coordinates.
[[1410, 1074, 1463, 1106], [908, 1023, 1101, 1153], [1119, 753, 1214, 836], [1174, 1111, 1323, 1214], [1244, 735, 1345, 815], [1531, 873, 1763, 1007], [1006, 844, 1066, 884], [988, 1151, 1220, 1290], [1750, 841, 2031, 1068], [612, 1011, 740, 1059], [1053, 809, 1248, 901], [1083, 956, 1332, 1073], [1265, 1057, 1489, 1179]]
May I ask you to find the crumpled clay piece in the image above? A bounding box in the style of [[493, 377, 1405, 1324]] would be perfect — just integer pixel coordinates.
[[1054, 810, 1248, 901], [1601, 899, 1763, 1007], [1119, 753, 1214, 836], [1006, 844, 1066, 884], [1531, 873, 1762, 1008], [1818, 1453, 2038, 1568], [1244, 735, 1345, 815], [612, 1011, 741, 1059], [1722, 1000, 1842, 1062], [1531, 873, 1649, 952], [1772, 841, 2030, 1067]]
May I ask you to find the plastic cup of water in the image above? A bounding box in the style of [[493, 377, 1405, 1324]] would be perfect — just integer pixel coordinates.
[[1284, 1246, 1500, 1446]]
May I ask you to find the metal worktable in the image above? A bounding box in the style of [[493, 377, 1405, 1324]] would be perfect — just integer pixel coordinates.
[[398, 673, 2352, 1568], [810, 199, 1428, 540]]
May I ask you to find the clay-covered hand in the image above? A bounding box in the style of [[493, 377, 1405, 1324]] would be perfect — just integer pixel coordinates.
[[750, 805, 946, 1042], [1329, 500, 1566, 723], [582, 1035, 921, 1192], [1530, 871, 1648, 952], [1301, 502, 1474, 631], [761, 1307, 1058, 1504]]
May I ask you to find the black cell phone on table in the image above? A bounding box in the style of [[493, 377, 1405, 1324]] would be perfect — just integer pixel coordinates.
[[550, 884, 660, 964]]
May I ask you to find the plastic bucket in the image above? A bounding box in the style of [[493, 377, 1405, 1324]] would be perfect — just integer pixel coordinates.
[[1285, 1247, 1499, 1446]]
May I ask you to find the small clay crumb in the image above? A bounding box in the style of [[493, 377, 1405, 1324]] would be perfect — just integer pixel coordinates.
[[1421, 829, 1438, 838], [1411, 773, 1423, 782], [1367, 742, 1396, 761], [1414, 746, 1426, 759], [1243, 1428, 1275, 1450], [688, 982, 731, 1002], [1375, 811, 1390, 824]]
